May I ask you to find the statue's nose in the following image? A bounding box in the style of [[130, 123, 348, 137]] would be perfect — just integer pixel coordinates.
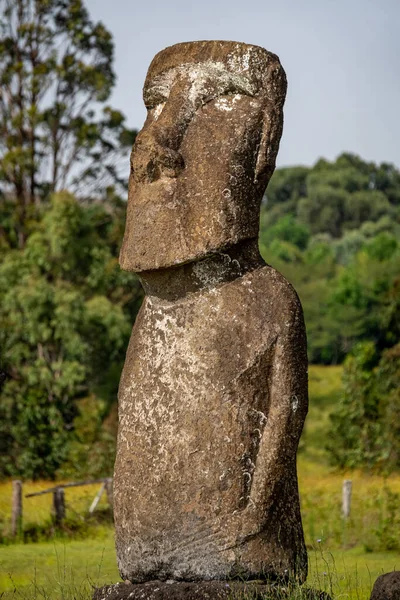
[[131, 75, 193, 183], [130, 129, 184, 183]]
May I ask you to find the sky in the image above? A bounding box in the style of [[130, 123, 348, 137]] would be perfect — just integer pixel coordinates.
[[86, 0, 400, 168]]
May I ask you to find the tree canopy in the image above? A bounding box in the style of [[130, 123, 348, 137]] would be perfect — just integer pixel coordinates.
[[0, 0, 141, 479], [260, 152, 400, 365], [0, 192, 143, 478], [0, 0, 136, 247]]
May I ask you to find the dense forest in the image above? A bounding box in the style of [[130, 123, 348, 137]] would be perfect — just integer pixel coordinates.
[[0, 0, 399, 480], [260, 155, 400, 365]]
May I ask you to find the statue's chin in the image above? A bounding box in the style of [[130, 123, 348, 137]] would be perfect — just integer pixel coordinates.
[[121, 185, 261, 273]]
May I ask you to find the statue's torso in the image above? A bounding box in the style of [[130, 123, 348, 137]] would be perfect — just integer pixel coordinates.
[[114, 265, 308, 582]]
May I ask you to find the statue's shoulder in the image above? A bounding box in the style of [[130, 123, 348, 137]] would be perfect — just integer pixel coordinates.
[[245, 264, 303, 320]]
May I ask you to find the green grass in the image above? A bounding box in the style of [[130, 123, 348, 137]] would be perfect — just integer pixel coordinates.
[[299, 465, 400, 552], [0, 532, 119, 599], [0, 534, 398, 599], [308, 546, 399, 599]]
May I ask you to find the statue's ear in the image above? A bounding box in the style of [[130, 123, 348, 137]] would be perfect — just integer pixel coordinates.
[[254, 102, 284, 186], [254, 62, 287, 186]]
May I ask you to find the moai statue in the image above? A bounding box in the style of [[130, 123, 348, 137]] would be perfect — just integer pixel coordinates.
[[114, 41, 308, 584]]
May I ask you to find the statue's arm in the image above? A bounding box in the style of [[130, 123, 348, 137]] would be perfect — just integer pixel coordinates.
[[248, 299, 308, 513]]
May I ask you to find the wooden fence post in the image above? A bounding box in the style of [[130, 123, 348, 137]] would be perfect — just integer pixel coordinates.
[[53, 487, 65, 525], [89, 482, 106, 514], [105, 477, 113, 512], [342, 479, 352, 519], [11, 480, 23, 537]]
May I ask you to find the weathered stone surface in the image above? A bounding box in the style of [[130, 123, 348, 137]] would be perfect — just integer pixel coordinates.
[[370, 571, 400, 600], [114, 41, 308, 584], [94, 581, 332, 600], [120, 41, 286, 273]]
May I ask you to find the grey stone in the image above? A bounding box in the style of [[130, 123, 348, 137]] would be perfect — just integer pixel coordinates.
[[370, 572, 400, 600], [114, 40, 308, 584]]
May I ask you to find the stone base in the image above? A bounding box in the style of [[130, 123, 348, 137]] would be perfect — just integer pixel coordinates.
[[93, 581, 332, 600]]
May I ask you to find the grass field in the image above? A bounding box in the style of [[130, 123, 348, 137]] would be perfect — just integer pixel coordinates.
[[0, 533, 398, 599], [0, 365, 399, 598], [0, 533, 118, 598]]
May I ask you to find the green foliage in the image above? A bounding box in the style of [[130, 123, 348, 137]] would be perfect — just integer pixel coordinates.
[[265, 165, 309, 207], [0, 193, 142, 479], [364, 232, 398, 261], [298, 185, 348, 238], [363, 486, 400, 552], [260, 214, 310, 250], [327, 342, 400, 473], [261, 152, 400, 364], [57, 395, 116, 480], [0, 0, 136, 247]]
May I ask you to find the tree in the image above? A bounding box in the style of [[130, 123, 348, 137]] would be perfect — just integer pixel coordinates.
[[343, 190, 393, 230], [327, 270, 400, 471], [328, 341, 400, 473], [297, 185, 348, 238], [264, 166, 309, 207], [0, 0, 135, 247], [260, 214, 310, 251], [260, 153, 400, 364], [0, 192, 142, 479]]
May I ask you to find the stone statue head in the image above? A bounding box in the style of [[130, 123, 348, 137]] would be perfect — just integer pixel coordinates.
[[120, 41, 287, 272]]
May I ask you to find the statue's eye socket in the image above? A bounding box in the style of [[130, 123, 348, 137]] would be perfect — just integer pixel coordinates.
[[144, 81, 170, 110], [145, 97, 166, 110]]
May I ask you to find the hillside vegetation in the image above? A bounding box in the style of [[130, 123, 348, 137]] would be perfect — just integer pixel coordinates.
[[259, 153, 400, 365]]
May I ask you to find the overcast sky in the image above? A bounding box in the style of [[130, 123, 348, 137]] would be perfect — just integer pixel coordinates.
[[86, 0, 399, 168]]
